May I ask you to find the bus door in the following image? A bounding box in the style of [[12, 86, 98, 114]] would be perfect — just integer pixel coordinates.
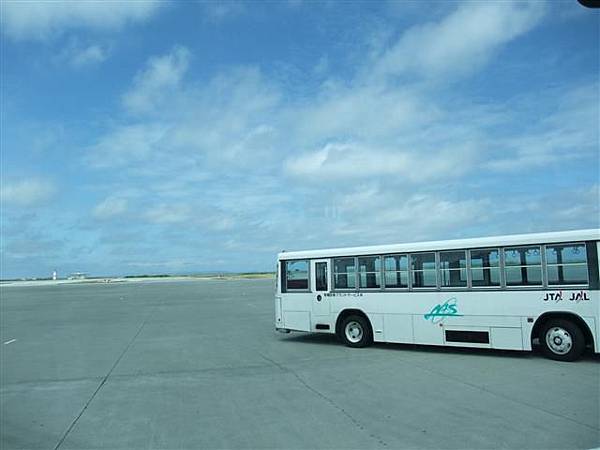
[[311, 259, 330, 319]]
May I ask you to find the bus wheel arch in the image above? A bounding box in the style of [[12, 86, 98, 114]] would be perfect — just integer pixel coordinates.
[[532, 312, 593, 361], [335, 309, 373, 348]]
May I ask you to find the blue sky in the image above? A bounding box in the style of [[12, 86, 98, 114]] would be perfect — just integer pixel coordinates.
[[1, 1, 598, 279]]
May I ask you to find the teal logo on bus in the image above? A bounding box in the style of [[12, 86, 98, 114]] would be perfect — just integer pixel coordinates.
[[424, 298, 462, 324]]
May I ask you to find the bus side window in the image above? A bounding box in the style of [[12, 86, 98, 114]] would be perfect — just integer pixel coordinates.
[[546, 243, 588, 285], [439, 251, 467, 287], [383, 255, 408, 288], [334, 258, 356, 289], [411, 253, 436, 288], [315, 262, 328, 291], [285, 260, 309, 290], [358, 256, 381, 289], [470, 249, 500, 287], [504, 246, 542, 286]]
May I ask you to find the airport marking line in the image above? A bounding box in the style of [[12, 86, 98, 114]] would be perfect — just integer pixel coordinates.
[[3, 339, 17, 345]]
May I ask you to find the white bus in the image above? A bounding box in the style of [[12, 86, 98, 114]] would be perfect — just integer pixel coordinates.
[[275, 229, 599, 361]]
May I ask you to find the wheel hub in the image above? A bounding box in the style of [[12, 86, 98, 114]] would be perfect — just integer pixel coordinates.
[[546, 327, 572, 355], [345, 321, 363, 343]]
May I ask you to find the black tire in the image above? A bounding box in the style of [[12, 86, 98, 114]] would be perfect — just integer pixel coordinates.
[[539, 319, 585, 362], [339, 315, 373, 348]]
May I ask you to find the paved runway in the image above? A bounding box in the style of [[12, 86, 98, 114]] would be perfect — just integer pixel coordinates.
[[1, 279, 599, 449]]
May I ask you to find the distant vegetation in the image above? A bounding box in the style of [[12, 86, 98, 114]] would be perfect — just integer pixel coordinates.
[[124, 274, 172, 278], [234, 272, 274, 279], [123, 272, 275, 279], [1, 272, 275, 284]]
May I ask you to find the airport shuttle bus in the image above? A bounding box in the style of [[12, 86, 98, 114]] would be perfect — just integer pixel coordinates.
[[275, 230, 600, 361]]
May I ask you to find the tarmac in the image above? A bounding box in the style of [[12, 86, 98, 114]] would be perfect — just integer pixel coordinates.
[[1, 279, 599, 449]]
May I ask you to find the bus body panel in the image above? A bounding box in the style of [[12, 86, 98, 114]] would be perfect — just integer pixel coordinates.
[[283, 311, 310, 331], [278, 289, 599, 351], [596, 240, 600, 349], [520, 316, 534, 351], [383, 314, 413, 343], [490, 327, 524, 350], [363, 290, 595, 350]]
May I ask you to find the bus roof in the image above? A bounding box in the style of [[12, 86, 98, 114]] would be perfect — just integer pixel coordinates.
[[278, 229, 600, 260]]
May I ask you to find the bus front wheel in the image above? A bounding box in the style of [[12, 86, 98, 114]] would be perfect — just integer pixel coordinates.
[[539, 319, 585, 362], [340, 315, 373, 348]]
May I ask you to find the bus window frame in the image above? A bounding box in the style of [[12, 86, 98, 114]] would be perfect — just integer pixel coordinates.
[[282, 259, 311, 293], [382, 253, 410, 291], [409, 252, 438, 290], [333, 256, 358, 291], [357, 255, 383, 291], [468, 247, 502, 290], [303, 240, 593, 294], [438, 249, 468, 290], [502, 245, 544, 289], [544, 242, 590, 288]]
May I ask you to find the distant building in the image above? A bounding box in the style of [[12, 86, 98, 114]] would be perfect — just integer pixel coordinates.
[[68, 272, 87, 280], [52, 270, 57, 281]]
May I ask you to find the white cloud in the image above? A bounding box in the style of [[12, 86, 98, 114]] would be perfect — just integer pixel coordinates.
[[56, 38, 110, 67], [331, 191, 490, 241], [67, 43, 108, 67], [123, 46, 191, 114], [488, 183, 600, 233], [91, 63, 281, 171], [485, 84, 599, 171], [86, 123, 169, 168], [80, 5, 593, 267], [294, 84, 441, 142], [1, 1, 164, 40], [550, 184, 599, 227], [372, 1, 545, 79], [313, 55, 329, 76], [285, 142, 476, 182], [5, 2, 597, 279], [144, 204, 192, 224], [93, 197, 128, 220], [1, 179, 57, 207], [202, 1, 246, 22]]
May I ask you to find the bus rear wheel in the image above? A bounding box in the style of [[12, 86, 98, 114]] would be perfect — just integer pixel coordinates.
[[340, 315, 373, 348], [540, 319, 585, 362]]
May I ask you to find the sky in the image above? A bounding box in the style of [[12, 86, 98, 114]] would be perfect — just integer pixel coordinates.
[[0, 0, 598, 279]]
